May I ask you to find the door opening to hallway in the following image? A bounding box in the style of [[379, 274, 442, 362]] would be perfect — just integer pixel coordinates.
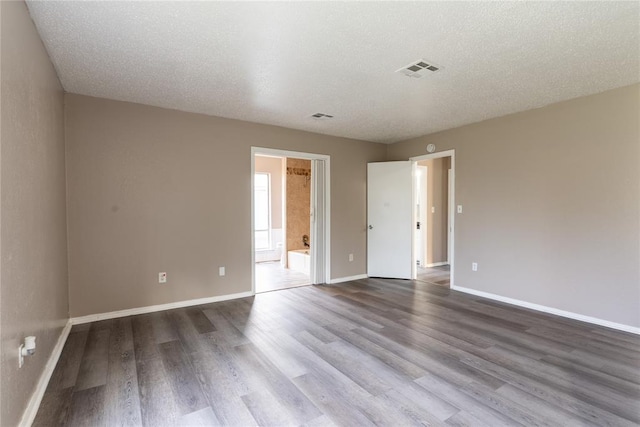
[[365, 150, 454, 286], [415, 155, 452, 288]]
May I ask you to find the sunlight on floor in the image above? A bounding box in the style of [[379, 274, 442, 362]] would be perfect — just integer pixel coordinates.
[[255, 261, 310, 293]]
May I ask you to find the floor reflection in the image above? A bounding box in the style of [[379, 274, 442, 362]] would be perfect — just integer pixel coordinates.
[[416, 265, 450, 287], [255, 261, 310, 293]]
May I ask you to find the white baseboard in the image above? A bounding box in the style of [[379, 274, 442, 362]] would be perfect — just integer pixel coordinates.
[[451, 285, 640, 335], [425, 262, 449, 268], [328, 274, 368, 284], [71, 291, 254, 325], [20, 319, 72, 427]]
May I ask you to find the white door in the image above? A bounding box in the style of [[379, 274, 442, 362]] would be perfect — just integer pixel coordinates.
[[367, 161, 413, 279]]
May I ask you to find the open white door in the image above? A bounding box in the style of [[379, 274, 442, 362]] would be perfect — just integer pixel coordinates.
[[367, 161, 413, 279]]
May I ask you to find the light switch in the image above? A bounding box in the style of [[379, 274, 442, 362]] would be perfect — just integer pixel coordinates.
[[457, 205, 463, 214]]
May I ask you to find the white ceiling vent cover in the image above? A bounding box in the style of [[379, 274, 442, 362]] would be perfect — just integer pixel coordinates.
[[310, 113, 334, 120], [396, 59, 441, 78]]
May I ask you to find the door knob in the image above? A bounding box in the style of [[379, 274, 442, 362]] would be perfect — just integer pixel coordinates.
[[368, 225, 373, 230]]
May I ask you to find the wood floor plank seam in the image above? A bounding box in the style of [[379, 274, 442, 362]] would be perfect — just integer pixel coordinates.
[[32, 272, 640, 427]]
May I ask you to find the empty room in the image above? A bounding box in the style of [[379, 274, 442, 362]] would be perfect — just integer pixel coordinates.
[[1, 1, 639, 426]]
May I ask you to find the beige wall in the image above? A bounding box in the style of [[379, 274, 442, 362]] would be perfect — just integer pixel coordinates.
[[286, 158, 311, 252], [65, 94, 387, 317], [254, 155, 283, 230], [418, 157, 450, 265], [0, 10, 635, 426], [389, 84, 640, 328], [0, 2, 69, 426]]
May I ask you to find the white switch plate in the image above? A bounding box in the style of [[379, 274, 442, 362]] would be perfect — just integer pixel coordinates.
[[457, 205, 463, 213], [472, 262, 478, 271], [348, 253, 354, 262], [219, 266, 225, 276], [18, 344, 24, 368], [431, 206, 435, 213], [158, 272, 167, 283]]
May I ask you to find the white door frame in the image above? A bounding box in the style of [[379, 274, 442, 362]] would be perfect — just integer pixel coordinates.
[[251, 147, 331, 294], [410, 150, 455, 287], [415, 165, 428, 268], [447, 168, 453, 264]]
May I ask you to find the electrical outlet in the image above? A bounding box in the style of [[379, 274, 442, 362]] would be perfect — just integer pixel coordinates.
[[159, 272, 167, 283], [472, 262, 478, 272], [348, 253, 354, 262], [219, 266, 225, 276]]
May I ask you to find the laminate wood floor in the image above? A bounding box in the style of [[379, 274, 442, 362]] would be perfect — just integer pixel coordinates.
[[417, 265, 450, 288], [34, 278, 640, 426], [255, 261, 310, 293]]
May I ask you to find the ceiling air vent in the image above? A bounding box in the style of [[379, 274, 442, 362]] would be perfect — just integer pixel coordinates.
[[396, 59, 441, 78], [310, 113, 334, 120]]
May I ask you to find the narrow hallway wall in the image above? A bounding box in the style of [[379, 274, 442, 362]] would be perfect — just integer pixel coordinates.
[[418, 157, 450, 265]]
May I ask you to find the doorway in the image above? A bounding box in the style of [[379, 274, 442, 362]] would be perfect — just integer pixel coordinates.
[[366, 151, 454, 285], [251, 148, 330, 294], [412, 150, 454, 287]]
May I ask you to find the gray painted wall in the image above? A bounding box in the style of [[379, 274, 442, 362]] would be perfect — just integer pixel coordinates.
[[2, 7, 639, 423], [418, 157, 450, 265], [0, 2, 69, 425], [389, 84, 640, 328], [65, 94, 387, 317]]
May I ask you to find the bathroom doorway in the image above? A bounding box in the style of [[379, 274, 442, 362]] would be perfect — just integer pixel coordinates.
[[251, 148, 330, 293]]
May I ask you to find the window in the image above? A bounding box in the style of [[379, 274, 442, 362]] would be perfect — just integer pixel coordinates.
[[254, 173, 271, 250]]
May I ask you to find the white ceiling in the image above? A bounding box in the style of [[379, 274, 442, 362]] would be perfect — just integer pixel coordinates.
[[26, 1, 640, 144]]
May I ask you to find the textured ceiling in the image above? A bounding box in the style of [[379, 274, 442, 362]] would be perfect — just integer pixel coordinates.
[[26, 1, 640, 144]]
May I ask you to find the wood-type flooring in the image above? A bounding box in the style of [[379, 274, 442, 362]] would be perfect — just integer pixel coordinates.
[[255, 261, 310, 293], [417, 265, 450, 288], [34, 277, 640, 426]]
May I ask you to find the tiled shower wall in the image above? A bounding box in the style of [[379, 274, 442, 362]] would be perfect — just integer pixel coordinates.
[[286, 158, 311, 253]]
